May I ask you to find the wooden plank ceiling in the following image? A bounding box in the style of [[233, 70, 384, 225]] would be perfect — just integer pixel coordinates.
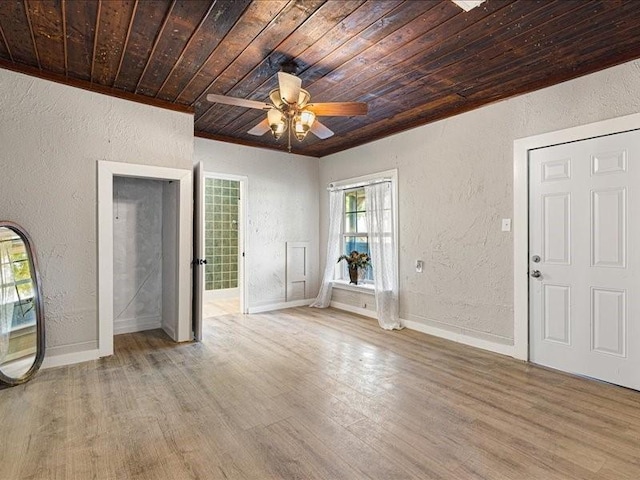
[[1, 0, 640, 157]]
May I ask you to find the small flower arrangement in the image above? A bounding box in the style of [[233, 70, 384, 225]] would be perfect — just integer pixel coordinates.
[[337, 250, 371, 285], [337, 250, 371, 269]]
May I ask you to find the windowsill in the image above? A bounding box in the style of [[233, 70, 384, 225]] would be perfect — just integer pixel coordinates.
[[332, 279, 375, 295]]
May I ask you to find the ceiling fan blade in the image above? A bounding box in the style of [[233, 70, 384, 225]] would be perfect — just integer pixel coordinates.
[[306, 102, 368, 116], [206, 94, 271, 110], [278, 72, 302, 105], [310, 120, 334, 140], [247, 118, 270, 136]]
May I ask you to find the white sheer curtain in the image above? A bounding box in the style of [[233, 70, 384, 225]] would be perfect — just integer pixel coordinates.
[[311, 190, 344, 308], [0, 240, 14, 362], [365, 183, 402, 330]]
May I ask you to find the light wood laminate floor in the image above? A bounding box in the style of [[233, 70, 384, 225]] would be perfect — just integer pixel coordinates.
[[203, 298, 240, 317], [2, 307, 640, 479]]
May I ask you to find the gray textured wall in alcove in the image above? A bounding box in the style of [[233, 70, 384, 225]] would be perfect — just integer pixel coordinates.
[[112, 177, 164, 334]]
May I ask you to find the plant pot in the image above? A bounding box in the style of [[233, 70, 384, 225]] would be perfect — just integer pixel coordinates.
[[348, 266, 358, 285]]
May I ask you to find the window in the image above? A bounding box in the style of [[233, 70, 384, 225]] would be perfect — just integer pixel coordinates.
[[342, 187, 372, 282], [339, 183, 394, 283]]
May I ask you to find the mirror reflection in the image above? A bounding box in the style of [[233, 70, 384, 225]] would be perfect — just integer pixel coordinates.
[[0, 226, 38, 380]]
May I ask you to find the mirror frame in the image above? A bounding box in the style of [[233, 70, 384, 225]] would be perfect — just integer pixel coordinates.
[[0, 221, 45, 386]]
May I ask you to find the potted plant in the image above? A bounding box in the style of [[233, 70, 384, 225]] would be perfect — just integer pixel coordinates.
[[337, 250, 371, 285]]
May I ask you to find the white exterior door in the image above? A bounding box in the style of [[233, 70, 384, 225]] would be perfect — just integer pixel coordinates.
[[529, 129, 640, 390]]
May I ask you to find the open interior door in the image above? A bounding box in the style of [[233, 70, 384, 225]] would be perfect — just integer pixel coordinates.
[[192, 161, 204, 341]]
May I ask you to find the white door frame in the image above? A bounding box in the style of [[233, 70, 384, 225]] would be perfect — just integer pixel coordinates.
[[97, 161, 192, 357], [513, 112, 640, 361], [202, 171, 248, 314]]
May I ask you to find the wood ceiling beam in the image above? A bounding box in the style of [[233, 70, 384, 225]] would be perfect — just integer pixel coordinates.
[[200, 0, 433, 134], [113, 0, 137, 87], [192, 0, 331, 128], [134, 0, 175, 94], [195, 0, 370, 131], [90, 0, 101, 83], [0, 20, 13, 63], [154, 1, 217, 98], [61, 0, 67, 75], [158, 0, 250, 102], [23, 0, 39, 69], [184, 0, 294, 109]]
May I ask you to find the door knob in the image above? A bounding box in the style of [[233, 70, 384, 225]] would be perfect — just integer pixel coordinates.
[[530, 270, 541, 278]]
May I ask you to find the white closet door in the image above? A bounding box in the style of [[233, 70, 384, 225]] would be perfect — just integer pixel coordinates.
[[529, 129, 640, 390]]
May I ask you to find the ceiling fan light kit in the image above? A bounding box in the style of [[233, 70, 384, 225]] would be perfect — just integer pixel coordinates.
[[451, 0, 487, 12], [206, 70, 367, 153]]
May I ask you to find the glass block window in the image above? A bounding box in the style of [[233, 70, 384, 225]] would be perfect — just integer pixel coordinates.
[[204, 178, 239, 291]]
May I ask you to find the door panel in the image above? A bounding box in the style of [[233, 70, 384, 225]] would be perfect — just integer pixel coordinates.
[[591, 287, 626, 357], [542, 284, 571, 345], [591, 188, 626, 267], [192, 162, 204, 342], [529, 129, 640, 390], [542, 193, 571, 264]]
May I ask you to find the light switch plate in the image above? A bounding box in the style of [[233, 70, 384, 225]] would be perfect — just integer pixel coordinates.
[[501, 218, 511, 232], [416, 260, 424, 273]]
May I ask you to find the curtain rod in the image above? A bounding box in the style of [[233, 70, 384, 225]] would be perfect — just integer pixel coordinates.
[[327, 178, 391, 192]]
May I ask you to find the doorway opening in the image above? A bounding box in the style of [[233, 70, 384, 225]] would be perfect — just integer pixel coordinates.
[[202, 174, 247, 319], [98, 161, 192, 357], [112, 176, 176, 339]]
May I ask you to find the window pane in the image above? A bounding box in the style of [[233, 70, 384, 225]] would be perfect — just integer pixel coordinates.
[[345, 191, 357, 212], [356, 212, 367, 233], [344, 236, 369, 255], [345, 213, 356, 233], [356, 189, 365, 211]]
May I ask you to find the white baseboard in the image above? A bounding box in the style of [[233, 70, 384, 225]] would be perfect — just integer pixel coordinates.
[[330, 301, 377, 319], [114, 315, 161, 335], [402, 318, 516, 358], [162, 321, 176, 341], [248, 299, 312, 314], [329, 302, 516, 358], [42, 348, 101, 369]]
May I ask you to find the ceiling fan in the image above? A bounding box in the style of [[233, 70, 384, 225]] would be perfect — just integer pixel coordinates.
[[206, 71, 368, 152]]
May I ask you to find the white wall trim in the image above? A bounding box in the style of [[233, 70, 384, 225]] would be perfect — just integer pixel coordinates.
[[329, 301, 377, 318], [329, 302, 515, 357], [42, 348, 101, 369], [248, 299, 312, 314], [98, 160, 192, 357], [402, 319, 516, 358], [331, 280, 376, 295], [113, 315, 162, 335], [513, 112, 640, 361]]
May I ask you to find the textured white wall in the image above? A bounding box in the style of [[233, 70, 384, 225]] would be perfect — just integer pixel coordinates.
[[193, 138, 320, 309], [0, 68, 193, 357], [320, 59, 640, 345], [112, 177, 164, 334]]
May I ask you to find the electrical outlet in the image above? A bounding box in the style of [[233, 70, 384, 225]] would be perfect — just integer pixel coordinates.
[[416, 260, 424, 273]]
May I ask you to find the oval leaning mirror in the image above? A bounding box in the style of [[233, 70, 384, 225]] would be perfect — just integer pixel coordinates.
[[0, 221, 45, 386]]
